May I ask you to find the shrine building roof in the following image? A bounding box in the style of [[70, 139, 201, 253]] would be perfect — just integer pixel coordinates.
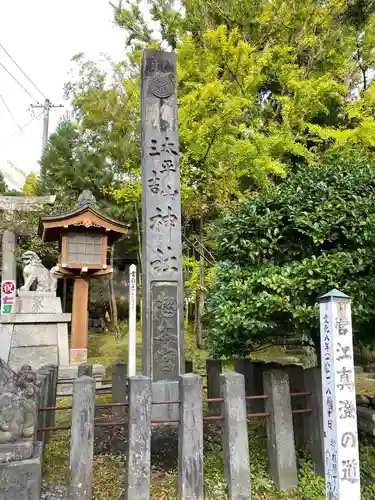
[[39, 192, 130, 246]]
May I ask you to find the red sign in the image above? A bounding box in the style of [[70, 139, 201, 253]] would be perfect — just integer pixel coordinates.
[[1, 280, 16, 314], [2, 281, 15, 295]]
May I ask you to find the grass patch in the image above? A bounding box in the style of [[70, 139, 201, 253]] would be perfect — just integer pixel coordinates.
[[355, 373, 375, 395]]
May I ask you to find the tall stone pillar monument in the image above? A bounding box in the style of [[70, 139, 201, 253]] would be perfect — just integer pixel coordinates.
[[141, 49, 184, 415]]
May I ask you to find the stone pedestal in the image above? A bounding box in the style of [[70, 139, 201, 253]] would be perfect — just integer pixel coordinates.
[[0, 442, 43, 499], [57, 364, 106, 396], [0, 291, 70, 371], [0, 440, 35, 464]]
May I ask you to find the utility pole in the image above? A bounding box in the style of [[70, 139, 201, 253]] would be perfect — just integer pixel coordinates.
[[31, 98, 63, 155]]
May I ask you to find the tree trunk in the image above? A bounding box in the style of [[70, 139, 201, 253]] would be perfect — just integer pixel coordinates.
[[109, 246, 121, 342], [196, 253, 205, 349], [196, 217, 205, 349]]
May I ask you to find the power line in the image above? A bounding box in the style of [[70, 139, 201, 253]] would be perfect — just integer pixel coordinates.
[[0, 92, 23, 133], [0, 61, 41, 104], [0, 43, 47, 100], [0, 111, 43, 143], [18, 111, 44, 133]]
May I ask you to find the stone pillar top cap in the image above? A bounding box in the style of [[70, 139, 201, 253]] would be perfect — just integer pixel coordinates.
[[318, 288, 351, 301]]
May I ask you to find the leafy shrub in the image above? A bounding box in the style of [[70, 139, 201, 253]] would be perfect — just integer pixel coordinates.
[[205, 156, 375, 357]]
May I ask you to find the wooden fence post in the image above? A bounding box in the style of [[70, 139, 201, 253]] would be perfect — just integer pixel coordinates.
[[68, 376, 96, 500], [125, 375, 152, 500], [304, 367, 324, 476], [78, 363, 93, 377], [179, 374, 204, 500], [206, 359, 222, 414], [44, 364, 58, 430], [220, 372, 251, 500], [185, 360, 193, 373], [112, 361, 127, 418], [37, 368, 50, 448], [285, 364, 307, 451], [235, 359, 265, 413], [263, 369, 298, 491]]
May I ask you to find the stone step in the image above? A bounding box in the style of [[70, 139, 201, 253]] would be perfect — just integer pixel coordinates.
[[285, 349, 306, 356], [357, 407, 375, 422], [358, 417, 375, 436]]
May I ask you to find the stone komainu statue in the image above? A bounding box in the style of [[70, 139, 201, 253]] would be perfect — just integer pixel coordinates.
[[20, 251, 58, 292], [0, 359, 39, 462]]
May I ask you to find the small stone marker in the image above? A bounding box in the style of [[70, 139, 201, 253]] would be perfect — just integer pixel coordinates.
[[179, 374, 204, 500], [128, 264, 137, 376], [68, 376, 96, 500], [125, 375, 152, 500], [319, 289, 360, 499], [263, 368, 298, 491], [220, 372, 251, 499]]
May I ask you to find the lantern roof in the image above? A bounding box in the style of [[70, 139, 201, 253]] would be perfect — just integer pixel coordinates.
[[39, 191, 130, 246]]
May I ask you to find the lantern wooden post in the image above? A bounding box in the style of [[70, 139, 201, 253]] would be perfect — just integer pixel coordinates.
[[70, 277, 89, 365]]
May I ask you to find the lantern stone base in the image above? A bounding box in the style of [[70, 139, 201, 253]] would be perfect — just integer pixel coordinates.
[[57, 364, 106, 395], [70, 348, 88, 365], [0, 440, 34, 464]]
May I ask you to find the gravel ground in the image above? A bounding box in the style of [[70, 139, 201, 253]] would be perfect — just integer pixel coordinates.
[[40, 482, 67, 499]]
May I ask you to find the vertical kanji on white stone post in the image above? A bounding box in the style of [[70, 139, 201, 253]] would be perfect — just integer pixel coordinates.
[[319, 289, 360, 500], [128, 264, 137, 376]]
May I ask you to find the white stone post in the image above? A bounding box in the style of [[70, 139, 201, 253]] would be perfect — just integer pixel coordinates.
[[128, 264, 137, 376], [319, 289, 360, 500]]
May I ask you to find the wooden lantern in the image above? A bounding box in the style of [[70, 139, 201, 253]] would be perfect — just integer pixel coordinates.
[[40, 191, 130, 364]]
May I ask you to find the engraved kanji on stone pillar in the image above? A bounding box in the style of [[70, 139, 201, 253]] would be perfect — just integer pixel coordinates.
[[141, 49, 184, 380]]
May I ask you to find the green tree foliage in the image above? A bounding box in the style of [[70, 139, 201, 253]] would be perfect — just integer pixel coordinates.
[[22, 172, 38, 196], [112, 0, 375, 216], [0, 172, 7, 194], [42, 56, 142, 244], [64, 55, 141, 203], [38, 119, 118, 205], [204, 156, 375, 357]]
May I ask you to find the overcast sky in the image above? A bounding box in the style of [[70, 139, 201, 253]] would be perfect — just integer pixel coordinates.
[[0, 0, 130, 189]]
